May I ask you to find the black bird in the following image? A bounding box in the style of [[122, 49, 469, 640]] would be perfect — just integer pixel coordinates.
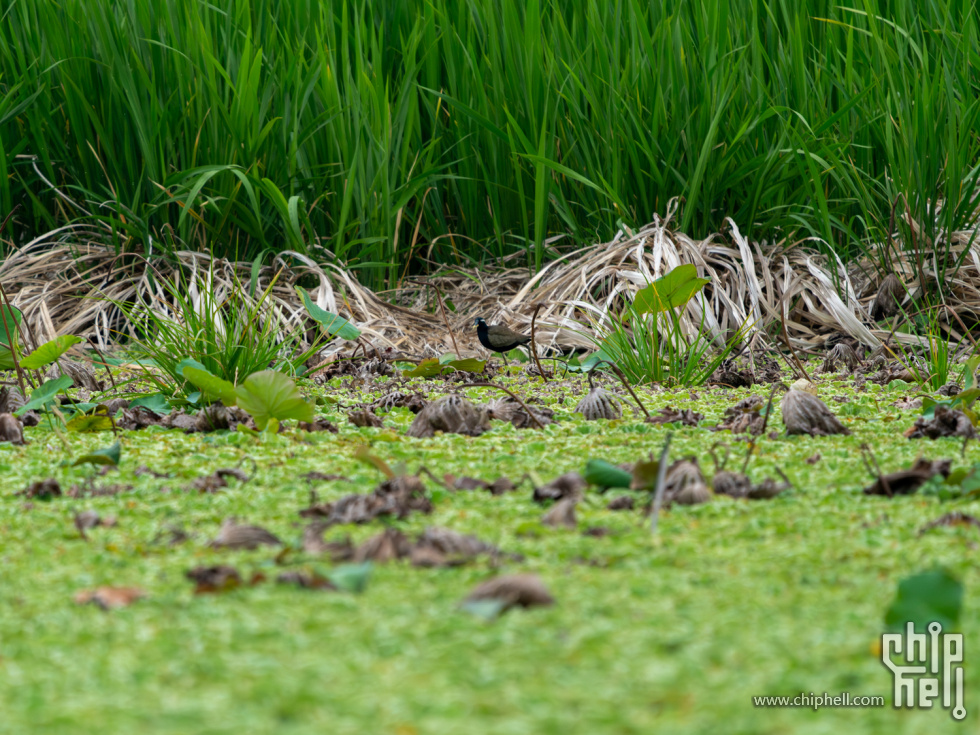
[[474, 317, 531, 364]]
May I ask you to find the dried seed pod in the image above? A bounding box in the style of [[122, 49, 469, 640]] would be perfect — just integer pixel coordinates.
[[781, 390, 850, 436], [712, 470, 751, 498], [348, 409, 384, 428], [406, 395, 490, 438], [532, 471, 587, 503], [871, 273, 905, 321], [664, 458, 712, 505], [574, 386, 622, 421], [0, 413, 25, 445], [821, 343, 861, 374], [671, 480, 712, 505]]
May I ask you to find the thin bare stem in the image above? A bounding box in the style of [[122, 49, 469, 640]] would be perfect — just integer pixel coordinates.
[[88, 342, 117, 392], [414, 279, 460, 358], [650, 432, 673, 534], [0, 286, 27, 398], [741, 383, 783, 475], [459, 382, 546, 430], [592, 359, 651, 420], [530, 302, 549, 382], [860, 443, 891, 497], [780, 312, 812, 383]]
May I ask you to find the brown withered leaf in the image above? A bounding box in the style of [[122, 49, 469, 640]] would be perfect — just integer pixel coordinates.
[[712, 470, 752, 498], [747, 471, 792, 500], [575, 387, 622, 421], [0, 413, 26, 445], [414, 526, 510, 564], [189, 467, 250, 493], [162, 410, 200, 432], [300, 521, 354, 559], [905, 406, 977, 440], [712, 395, 765, 435], [300, 475, 432, 526], [210, 518, 282, 550], [114, 407, 165, 431], [407, 395, 490, 438], [918, 512, 980, 535], [74, 586, 145, 610], [297, 418, 339, 433], [374, 391, 427, 414], [442, 473, 519, 495], [445, 474, 490, 491], [195, 404, 253, 432], [487, 477, 518, 495], [67, 481, 132, 498], [541, 496, 578, 529], [352, 526, 511, 567], [781, 390, 850, 436], [301, 471, 350, 483], [152, 524, 190, 546], [630, 457, 659, 490], [186, 565, 244, 594], [276, 570, 336, 590], [708, 359, 754, 388], [134, 465, 169, 479], [805, 453, 822, 465], [354, 528, 412, 562], [606, 495, 635, 511], [865, 361, 916, 386], [17, 478, 62, 499], [863, 458, 952, 496], [73, 509, 117, 539], [462, 574, 555, 614], [532, 471, 586, 503], [647, 407, 703, 427], [348, 408, 384, 428], [891, 396, 923, 411]]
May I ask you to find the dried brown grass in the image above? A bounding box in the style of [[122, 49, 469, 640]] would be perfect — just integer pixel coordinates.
[[2, 201, 978, 357]]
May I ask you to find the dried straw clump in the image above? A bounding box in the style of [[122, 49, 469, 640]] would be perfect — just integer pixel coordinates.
[[5, 198, 979, 359]]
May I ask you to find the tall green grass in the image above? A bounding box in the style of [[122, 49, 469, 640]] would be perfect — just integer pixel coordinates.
[[1, 0, 978, 288]]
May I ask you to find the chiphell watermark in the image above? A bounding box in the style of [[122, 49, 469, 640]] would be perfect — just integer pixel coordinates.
[[752, 621, 966, 720], [752, 692, 884, 710], [882, 621, 966, 721]]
